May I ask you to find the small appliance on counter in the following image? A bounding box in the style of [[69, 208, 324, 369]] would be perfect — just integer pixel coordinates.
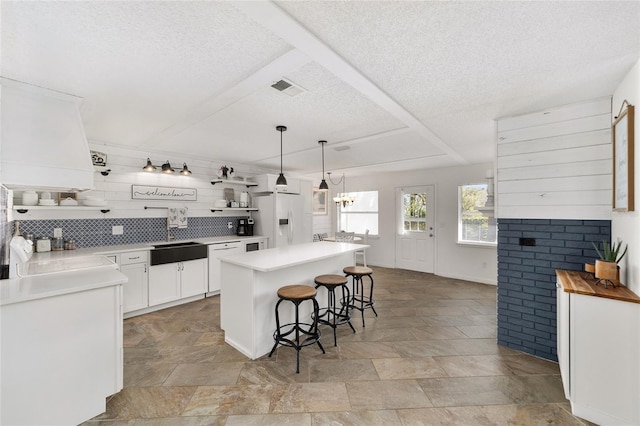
[[237, 218, 248, 236], [246, 218, 254, 236]]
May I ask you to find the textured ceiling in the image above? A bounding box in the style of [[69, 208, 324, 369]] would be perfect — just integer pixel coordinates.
[[2, 1, 639, 178]]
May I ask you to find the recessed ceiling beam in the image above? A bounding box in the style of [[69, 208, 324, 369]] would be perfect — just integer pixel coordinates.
[[232, 0, 467, 165]]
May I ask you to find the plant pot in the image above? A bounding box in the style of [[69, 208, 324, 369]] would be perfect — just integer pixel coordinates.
[[584, 263, 595, 274], [594, 259, 620, 287]]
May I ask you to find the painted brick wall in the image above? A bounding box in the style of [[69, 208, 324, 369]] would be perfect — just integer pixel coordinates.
[[497, 218, 611, 361]]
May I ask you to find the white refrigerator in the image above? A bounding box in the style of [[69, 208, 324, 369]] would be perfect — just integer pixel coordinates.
[[252, 192, 311, 248]]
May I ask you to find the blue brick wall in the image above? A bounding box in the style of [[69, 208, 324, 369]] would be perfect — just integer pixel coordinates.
[[497, 218, 611, 361]]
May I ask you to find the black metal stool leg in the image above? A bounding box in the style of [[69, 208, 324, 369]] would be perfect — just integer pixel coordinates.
[[269, 298, 284, 358]]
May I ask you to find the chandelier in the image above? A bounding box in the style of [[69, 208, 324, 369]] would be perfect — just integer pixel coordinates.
[[327, 172, 355, 207]]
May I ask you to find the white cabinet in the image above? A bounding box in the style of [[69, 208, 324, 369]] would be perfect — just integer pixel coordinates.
[[104, 250, 149, 315], [149, 259, 207, 306], [556, 270, 640, 425], [181, 258, 208, 298], [120, 251, 149, 313], [208, 241, 243, 294]]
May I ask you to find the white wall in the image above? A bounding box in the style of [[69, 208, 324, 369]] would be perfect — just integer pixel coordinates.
[[320, 163, 497, 285], [612, 59, 640, 295]]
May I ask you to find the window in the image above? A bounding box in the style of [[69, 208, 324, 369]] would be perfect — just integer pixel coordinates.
[[402, 192, 427, 232], [458, 183, 496, 245], [338, 191, 378, 235]]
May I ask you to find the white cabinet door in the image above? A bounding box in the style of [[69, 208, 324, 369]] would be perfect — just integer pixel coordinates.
[[556, 283, 570, 399], [121, 263, 148, 313], [149, 263, 180, 306], [181, 259, 208, 298]]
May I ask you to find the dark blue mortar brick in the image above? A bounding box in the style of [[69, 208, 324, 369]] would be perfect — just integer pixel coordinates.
[[501, 257, 523, 265], [565, 255, 592, 264], [584, 220, 606, 226], [500, 295, 524, 305], [510, 291, 534, 301], [509, 305, 535, 315], [535, 295, 557, 305], [550, 219, 584, 226], [509, 224, 537, 231], [509, 264, 536, 273], [585, 234, 611, 244], [507, 251, 535, 259], [531, 253, 557, 261], [522, 245, 551, 254], [523, 313, 551, 325], [508, 277, 535, 287], [534, 267, 557, 276], [522, 231, 551, 239], [534, 281, 557, 291], [523, 300, 552, 311], [522, 253, 553, 268], [498, 218, 522, 225], [535, 310, 557, 320], [499, 282, 523, 292], [565, 225, 601, 234], [502, 310, 523, 319], [523, 272, 552, 281], [499, 321, 523, 333], [499, 270, 523, 278], [522, 326, 550, 340], [550, 261, 582, 271], [523, 286, 552, 297], [536, 239, 566, 248], [498, 230, 526, 238], [550, 247, 584, 256], [522, 219, 550, 225], [498, 244, 523, 252], [566, 240, 599, 249], [508, 331, 536, 343], [534, 323, 557, 334], [498, 336, 524, 347], [534, 225, 566, 232], [551, 232, 585, 241], [535, 337, 557, 349]]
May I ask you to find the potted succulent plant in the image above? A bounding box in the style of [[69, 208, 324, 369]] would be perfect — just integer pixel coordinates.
[[592, 240, 628, 287]]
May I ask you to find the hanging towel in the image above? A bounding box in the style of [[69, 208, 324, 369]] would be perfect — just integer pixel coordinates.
[[177, 208, 188, 229], [167, 208, 179, 229]]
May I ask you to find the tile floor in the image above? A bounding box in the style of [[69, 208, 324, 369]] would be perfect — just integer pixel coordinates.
[[84, 266, 594, 425]]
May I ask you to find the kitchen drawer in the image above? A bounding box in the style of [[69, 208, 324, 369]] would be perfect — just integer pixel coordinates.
[[120, 251, 148, 265]]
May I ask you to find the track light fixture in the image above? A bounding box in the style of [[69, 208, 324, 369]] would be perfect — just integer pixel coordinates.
[[143, 158, 191, 176]]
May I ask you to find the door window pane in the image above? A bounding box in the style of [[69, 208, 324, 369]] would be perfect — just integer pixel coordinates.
[[403, 192, 427, 232]]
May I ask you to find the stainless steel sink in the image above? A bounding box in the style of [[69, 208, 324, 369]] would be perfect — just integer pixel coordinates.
[[151, 241, 207, 266]]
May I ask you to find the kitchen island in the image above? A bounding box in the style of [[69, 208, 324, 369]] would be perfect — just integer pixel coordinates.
[[220, 241, 367, 359], [1, 255, 127, 426]]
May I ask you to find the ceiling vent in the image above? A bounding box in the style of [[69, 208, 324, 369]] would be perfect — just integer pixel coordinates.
[[334, 145, 350, 152], [270, 78, 306, 97]]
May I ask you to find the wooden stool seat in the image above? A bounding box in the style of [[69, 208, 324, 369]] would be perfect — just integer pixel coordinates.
[[343, 266, 373, 276], [278, 285, 317, 300], [314, 274, 348, 287], [344, 266, 377, 327]]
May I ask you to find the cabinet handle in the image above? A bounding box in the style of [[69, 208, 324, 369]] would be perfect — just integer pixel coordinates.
[[144, 265, 147, 273], [128, 256, 140, 260]]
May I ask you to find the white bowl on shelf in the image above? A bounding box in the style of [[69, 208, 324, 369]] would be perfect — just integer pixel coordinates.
[[214, 199, 227, 208], [38, 199, 57, 206]]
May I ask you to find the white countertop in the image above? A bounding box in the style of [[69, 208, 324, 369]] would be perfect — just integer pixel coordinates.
[[1, 260, 127, 306], [221, 241, 368, 272], [1, 235, 265, 306]]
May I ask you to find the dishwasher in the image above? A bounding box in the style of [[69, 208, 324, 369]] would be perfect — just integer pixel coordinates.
[[207, 241, 243, 295]]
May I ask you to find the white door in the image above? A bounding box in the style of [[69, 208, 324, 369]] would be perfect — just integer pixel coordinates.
[[395, 185, 435, 273]]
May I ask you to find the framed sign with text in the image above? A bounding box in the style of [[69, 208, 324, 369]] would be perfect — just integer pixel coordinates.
[[613, 104, 635, 211], [132, 185, 197, 201]]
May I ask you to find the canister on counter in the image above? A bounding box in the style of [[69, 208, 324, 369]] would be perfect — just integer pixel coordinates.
[[64, 240, 76, 250], [36, 237, 51, 252], [51, 237, 64, 251]]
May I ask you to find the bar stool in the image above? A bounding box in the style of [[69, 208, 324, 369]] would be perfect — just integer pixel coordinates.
[[268, 285, 325, 373], [344, 266, 378, 327], [313, 274, 356, 346]]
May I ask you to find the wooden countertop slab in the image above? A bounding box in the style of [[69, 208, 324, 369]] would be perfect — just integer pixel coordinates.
[[556, 269, 640, 304]]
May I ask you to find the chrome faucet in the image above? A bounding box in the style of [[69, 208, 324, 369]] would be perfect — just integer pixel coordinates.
[[166, 219, 175, 242]]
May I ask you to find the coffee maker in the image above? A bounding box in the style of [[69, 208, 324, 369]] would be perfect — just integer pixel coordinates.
[[237, 218, 248, 236], [246, 218, 254, 236]]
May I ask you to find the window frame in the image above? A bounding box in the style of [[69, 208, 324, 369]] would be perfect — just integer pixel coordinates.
[[338, 190, 379, 236]]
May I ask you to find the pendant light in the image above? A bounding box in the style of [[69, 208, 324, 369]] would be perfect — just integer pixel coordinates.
[[318, 140, 329, 190], [275, 125, 288, 188]]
